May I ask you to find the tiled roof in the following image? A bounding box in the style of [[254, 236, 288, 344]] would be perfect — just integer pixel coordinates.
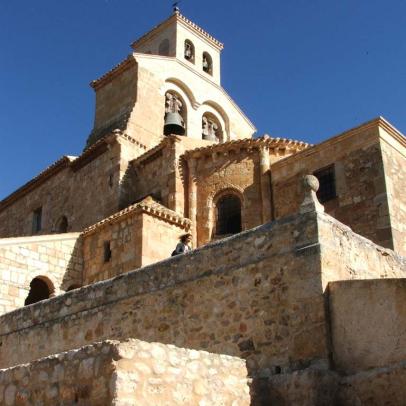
[[82, 196, 191, 236], [183, 136, 310, 159]]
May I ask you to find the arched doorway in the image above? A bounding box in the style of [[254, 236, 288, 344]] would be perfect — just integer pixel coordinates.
[[24, 277, 54, 306], [215, 194, 242, 236]]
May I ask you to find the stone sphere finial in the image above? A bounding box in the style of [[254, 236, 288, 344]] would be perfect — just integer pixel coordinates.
[[300, 174, 324, 214], [303, 175, 319, 193]]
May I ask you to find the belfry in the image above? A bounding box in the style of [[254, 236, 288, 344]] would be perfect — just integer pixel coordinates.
[[0, 9, 405, 405]]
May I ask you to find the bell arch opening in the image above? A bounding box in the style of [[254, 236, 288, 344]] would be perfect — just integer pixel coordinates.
[[24, 276, 55, 306], [215, 193, 242, 236], [202, 52, 213, 75], [56, 215, 68, 233], [164, 91, 187, 136], [202, 112, 223, 142], [184, 39, 195, 63], [158, 39, 170, 56]]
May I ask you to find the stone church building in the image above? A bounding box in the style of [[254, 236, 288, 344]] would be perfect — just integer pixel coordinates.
[[0, 10, 405, 405]]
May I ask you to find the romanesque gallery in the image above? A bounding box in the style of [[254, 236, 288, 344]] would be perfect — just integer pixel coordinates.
[[0, 9, 405, 406]]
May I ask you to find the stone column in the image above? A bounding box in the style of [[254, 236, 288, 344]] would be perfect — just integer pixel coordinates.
[[188, 157, 198, 247], [259, 147, 272, 223]]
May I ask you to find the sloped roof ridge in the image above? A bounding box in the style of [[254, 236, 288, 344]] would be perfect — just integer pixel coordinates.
[[82, 196, 191, 236], [90, 55, 136, 90], [0, 155, 76, 211], [183, 136, 310, 157]]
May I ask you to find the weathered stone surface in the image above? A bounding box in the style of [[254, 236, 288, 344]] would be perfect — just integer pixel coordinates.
[[0, 339, 249, 406]]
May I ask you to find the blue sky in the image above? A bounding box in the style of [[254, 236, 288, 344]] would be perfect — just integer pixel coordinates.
[[1, 0, 405, 200]]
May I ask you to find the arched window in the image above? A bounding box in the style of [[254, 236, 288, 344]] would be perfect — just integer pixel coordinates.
[[164, 91, 186, 136], [158, 39, 170, 56], [202, 113, 223, 142], [216, 194, 242, 235], [184, 40, 195, 63], [202, 52, 213, 75], [56, 215, 68, 233], [24, 277, 54, 306]]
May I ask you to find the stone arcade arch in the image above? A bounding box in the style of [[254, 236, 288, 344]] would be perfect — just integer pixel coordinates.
[[24, 276, 55, 306], [164, 90, 187, 136]]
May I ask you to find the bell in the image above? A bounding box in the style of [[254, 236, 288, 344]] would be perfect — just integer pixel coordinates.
[[164, 112, 185, 136]]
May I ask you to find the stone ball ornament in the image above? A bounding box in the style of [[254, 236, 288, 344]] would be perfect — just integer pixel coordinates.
[[303, 174, 320, 193]]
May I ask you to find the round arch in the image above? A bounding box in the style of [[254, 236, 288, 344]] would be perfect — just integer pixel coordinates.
[[24, 275, 55, 306], [200, 100, 230, 141], [208, 186, 245, 239], [164, 78, 197, 108], [55, 215, 68, 233]]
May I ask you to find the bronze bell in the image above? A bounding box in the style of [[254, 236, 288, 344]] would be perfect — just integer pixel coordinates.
[[164, 112, 185, 136]]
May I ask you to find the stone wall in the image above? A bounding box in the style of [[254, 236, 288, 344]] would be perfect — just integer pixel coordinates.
[[0, 208, 404, 379], [0, 136, 145, 239], [329, 279, 406, 374], [0, 233, 82, 315], [0, 210, 330, 373], [0, 339, 250, 406], [271, 121, 394, 250], [83, 202, 187, 285], [380, 128, 406, 257], [194, 149, 262, 245]]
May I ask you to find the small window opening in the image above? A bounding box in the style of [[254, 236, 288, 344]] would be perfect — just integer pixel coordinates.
[[216, 194, 242, 235], [314, 165, 336, 203], [32, 207, 42, 233], [108, 173, 114, 188], [184, 40, 195, 63], [25, 277, 52, 306], [202, 52, 213, 75], [104, 241, 112, 263], [158, 39, 170, 56]]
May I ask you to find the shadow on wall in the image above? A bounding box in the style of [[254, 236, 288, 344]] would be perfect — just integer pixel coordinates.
[[60, 237, 84, 292]]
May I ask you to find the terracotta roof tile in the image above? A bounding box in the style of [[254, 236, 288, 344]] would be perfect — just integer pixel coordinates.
[[82, 196, 191, 236]]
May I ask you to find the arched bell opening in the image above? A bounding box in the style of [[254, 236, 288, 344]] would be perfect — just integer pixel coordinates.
[[164, 91, 187, 136], [202, 113, 223, 142], [158, 39, 170, 56], [55, 215, 68, 233], [184, 39, 195, 63], [202, 52, 213, 75], [24, 276, 55, 306]]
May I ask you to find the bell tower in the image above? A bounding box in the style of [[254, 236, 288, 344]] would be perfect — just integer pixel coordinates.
[[86, 9, 255, 150], [131, 9, 224, 85]]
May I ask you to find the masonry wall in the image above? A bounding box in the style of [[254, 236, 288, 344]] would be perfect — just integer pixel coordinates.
[[0, 339, 250, 406], [83, 211, 185, 285], [0, 209, 404, 376], [0, 233, 82, 315], [380, 130, 406, 256], [0, 211, 330, 374], [272, 126, 393, 250], [0, 146, 121, 238], [89, 61, 139, 146], [329, 279, 406, 374], [195, 149, 263, 245]]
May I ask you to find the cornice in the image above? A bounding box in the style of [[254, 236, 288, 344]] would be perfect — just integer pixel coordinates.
[[0, 156, 76, 212], [90, 55, 136, 90], [131, 12, 223, 52], [182, 136, 309, 160], [271, 116, 405, 170], [82, 196, 191, 236]]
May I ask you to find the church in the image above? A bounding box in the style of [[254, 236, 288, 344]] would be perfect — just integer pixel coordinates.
[[0, 9, 405, 405]]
